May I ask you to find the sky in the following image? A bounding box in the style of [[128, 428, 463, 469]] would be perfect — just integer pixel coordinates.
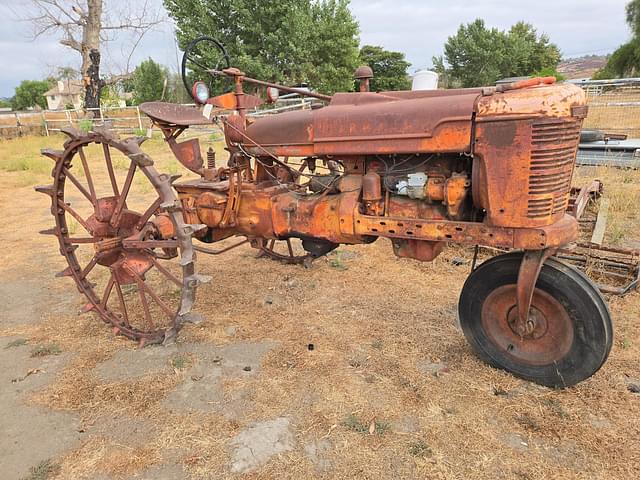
[[0, 0, 632, 98]]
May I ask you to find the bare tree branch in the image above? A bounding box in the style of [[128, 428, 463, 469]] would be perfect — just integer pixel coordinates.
[[17, 0, 166, 110]]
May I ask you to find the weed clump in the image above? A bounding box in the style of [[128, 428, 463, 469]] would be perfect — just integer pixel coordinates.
[[30, 343, 62, 358]]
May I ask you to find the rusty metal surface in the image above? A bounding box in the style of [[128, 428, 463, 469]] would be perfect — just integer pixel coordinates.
[[36, 128, 206, 345], [514, 249, 556, 336], [556, 180, 639, 295], [476, 83, 586, 119], [244, 110, 314, 148], [473, 116, 583, 229], [243, 90, 478, 156], [569, 179, 603, 220], [41, 59, 598, 373], [481, 284, 574, 365], [313, 91, 476, 154], [35, 53, 618, 388], [352, 212, 578, 250], [557, 244, 640, 295], [140, 102, 213, 126]]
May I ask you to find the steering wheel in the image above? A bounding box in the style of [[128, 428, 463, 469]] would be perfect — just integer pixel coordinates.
[[181, 36, 231, 100]]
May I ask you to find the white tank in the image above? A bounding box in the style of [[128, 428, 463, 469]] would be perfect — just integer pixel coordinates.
[[412, 70, 439, 91]]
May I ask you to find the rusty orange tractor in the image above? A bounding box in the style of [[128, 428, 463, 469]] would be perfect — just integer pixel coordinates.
[[37, 37, 611, 388]]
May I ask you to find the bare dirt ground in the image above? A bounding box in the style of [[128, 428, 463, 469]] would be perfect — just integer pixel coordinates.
[[0, 134, 639, 480]]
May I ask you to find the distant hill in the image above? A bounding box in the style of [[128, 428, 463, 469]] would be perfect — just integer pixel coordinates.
[[558, 55, 608, 79]]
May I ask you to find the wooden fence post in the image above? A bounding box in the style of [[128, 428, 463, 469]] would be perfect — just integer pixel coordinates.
[[42, 111, 49, 137], [14, 112, 22, 137]]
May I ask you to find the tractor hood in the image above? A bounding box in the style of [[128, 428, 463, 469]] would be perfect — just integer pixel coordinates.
[[245, 88, 482, 156], [243, 83, 586, 157]]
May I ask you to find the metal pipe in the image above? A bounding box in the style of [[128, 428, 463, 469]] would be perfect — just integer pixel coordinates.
[[193, 238, 249, 255], [208, 69, 332, 102]]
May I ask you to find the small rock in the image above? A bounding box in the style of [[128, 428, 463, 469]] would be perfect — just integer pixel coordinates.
[[624, 377, 640, 394], [451, 257, 470, 266], [224, 325, 238, 337], [493, 386, 510, 397]]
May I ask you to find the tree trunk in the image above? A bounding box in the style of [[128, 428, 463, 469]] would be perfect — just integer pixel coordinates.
[[85, 49, 105, 112], [82, 0, 103, 112]]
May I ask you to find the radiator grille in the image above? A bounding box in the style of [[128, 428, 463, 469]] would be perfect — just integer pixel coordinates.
[[527, 119, 581, 219]]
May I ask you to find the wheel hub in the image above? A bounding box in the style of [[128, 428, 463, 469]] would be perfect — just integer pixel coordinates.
[[506, 305, 548, 339], [481, 285, 574, 365]]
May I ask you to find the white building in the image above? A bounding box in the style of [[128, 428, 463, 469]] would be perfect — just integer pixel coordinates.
[[44, 80, 84, 110]]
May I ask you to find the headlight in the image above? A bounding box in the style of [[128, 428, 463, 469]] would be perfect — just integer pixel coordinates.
[[192, 81, 210, 104]]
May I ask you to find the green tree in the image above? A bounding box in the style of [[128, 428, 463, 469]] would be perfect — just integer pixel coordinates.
[[505, 22, 561, 76], [0, 98, 12, 109], [358, 45, 411, 91], [531, 66, 566, 82], [595, 1, 640, 78], [12, 79, 53, 110], [627, 0, 640, 36], [163, 0, 360, 94], [131, 58, 168, 104], [437, 19, 561, 88]]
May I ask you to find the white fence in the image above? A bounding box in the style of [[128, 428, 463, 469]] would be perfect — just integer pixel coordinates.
[[0, 97, 317, 140]]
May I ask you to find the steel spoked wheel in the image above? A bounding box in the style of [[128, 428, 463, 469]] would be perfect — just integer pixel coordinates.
[[458, 252, 613, 388], [37, 128, 207, 346], [256, 237, 312, 266]]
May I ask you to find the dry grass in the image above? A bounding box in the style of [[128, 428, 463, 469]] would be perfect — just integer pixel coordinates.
[[584, 88, 640, 138], [0, 135, 638, 479], [573, 166, 640, 247], [57, 437, 158, 479]]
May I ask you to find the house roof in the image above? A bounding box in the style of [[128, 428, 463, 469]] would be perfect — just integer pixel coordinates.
[[44, 80, 84, 97]]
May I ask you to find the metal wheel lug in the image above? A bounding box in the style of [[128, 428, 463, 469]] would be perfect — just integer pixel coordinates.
[[55, 267, 73, 278], [60, 125, 82, 139], [35, 185, 55, 196], [80, 303, 95, 314], [41, 149, 64, 161]]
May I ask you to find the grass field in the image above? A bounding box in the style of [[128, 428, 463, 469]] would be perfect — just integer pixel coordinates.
[[0, 134, 639, 480]]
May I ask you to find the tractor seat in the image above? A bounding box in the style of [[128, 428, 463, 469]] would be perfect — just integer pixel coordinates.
[[139, 102, 213, 127]]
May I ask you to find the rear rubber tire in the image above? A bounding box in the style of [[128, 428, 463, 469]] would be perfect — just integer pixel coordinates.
[[458, 252, 612, 388]]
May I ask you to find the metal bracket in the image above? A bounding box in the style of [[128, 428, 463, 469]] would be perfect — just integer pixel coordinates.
[[515, 249, 555, 336]]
